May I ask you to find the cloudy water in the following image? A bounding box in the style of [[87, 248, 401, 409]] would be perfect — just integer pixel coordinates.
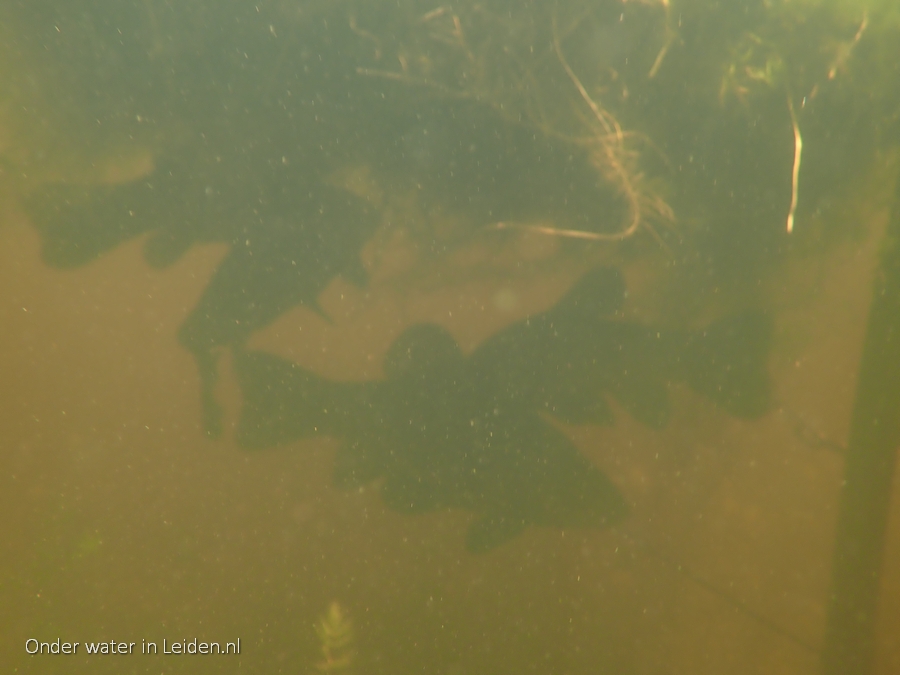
[[2, 1, 900, 674]]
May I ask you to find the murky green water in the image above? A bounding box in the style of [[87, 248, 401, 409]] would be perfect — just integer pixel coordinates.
[[2, 1, 899, 673]]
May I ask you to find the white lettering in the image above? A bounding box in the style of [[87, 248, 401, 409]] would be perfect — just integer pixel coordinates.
[[159, 638, 240, 654], [25, 639, 78, 655], [83, 641, 131, 654]]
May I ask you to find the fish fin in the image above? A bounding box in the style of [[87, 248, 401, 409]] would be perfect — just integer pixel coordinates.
[[341, 257, 369, 288], [383, 324, 463, 380], [551, 392, 617, 426], [234, 349, 361, 447], [613, 377, 671, 429], [684, 312, 772, 418], [466, 515, 527, 553], [333, 439, 385, 488]]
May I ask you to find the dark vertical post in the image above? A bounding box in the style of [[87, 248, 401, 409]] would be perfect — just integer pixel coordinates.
[[822, 186, 900, 674]]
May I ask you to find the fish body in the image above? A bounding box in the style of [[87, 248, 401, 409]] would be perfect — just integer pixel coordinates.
[[237, 267, 770, 551]]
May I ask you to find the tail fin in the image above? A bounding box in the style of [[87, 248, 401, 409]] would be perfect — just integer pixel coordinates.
[[234, 350, 366, 449]]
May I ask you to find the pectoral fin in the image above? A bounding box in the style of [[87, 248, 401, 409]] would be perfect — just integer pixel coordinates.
[[466, 515, 527, 553]]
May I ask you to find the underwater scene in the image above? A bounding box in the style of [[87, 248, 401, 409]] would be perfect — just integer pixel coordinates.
[[2, 0, 900, 673]]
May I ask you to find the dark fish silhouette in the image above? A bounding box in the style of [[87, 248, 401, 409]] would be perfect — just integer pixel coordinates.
[[21, 3, 629, 438], [237, 267, 771, 551], [467, 267, 771, 428], [236, 339, 630, 553]]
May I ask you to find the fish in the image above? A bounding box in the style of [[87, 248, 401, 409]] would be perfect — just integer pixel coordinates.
[[467, 266, 772, 429], [236, 336, 629, 553], [22, 2, 628, 441], [237, 267, 771, 551]]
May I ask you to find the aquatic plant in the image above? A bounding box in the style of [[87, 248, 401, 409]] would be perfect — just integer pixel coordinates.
[[314, 602, 355, 673], [352, 1, 675, 243]]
